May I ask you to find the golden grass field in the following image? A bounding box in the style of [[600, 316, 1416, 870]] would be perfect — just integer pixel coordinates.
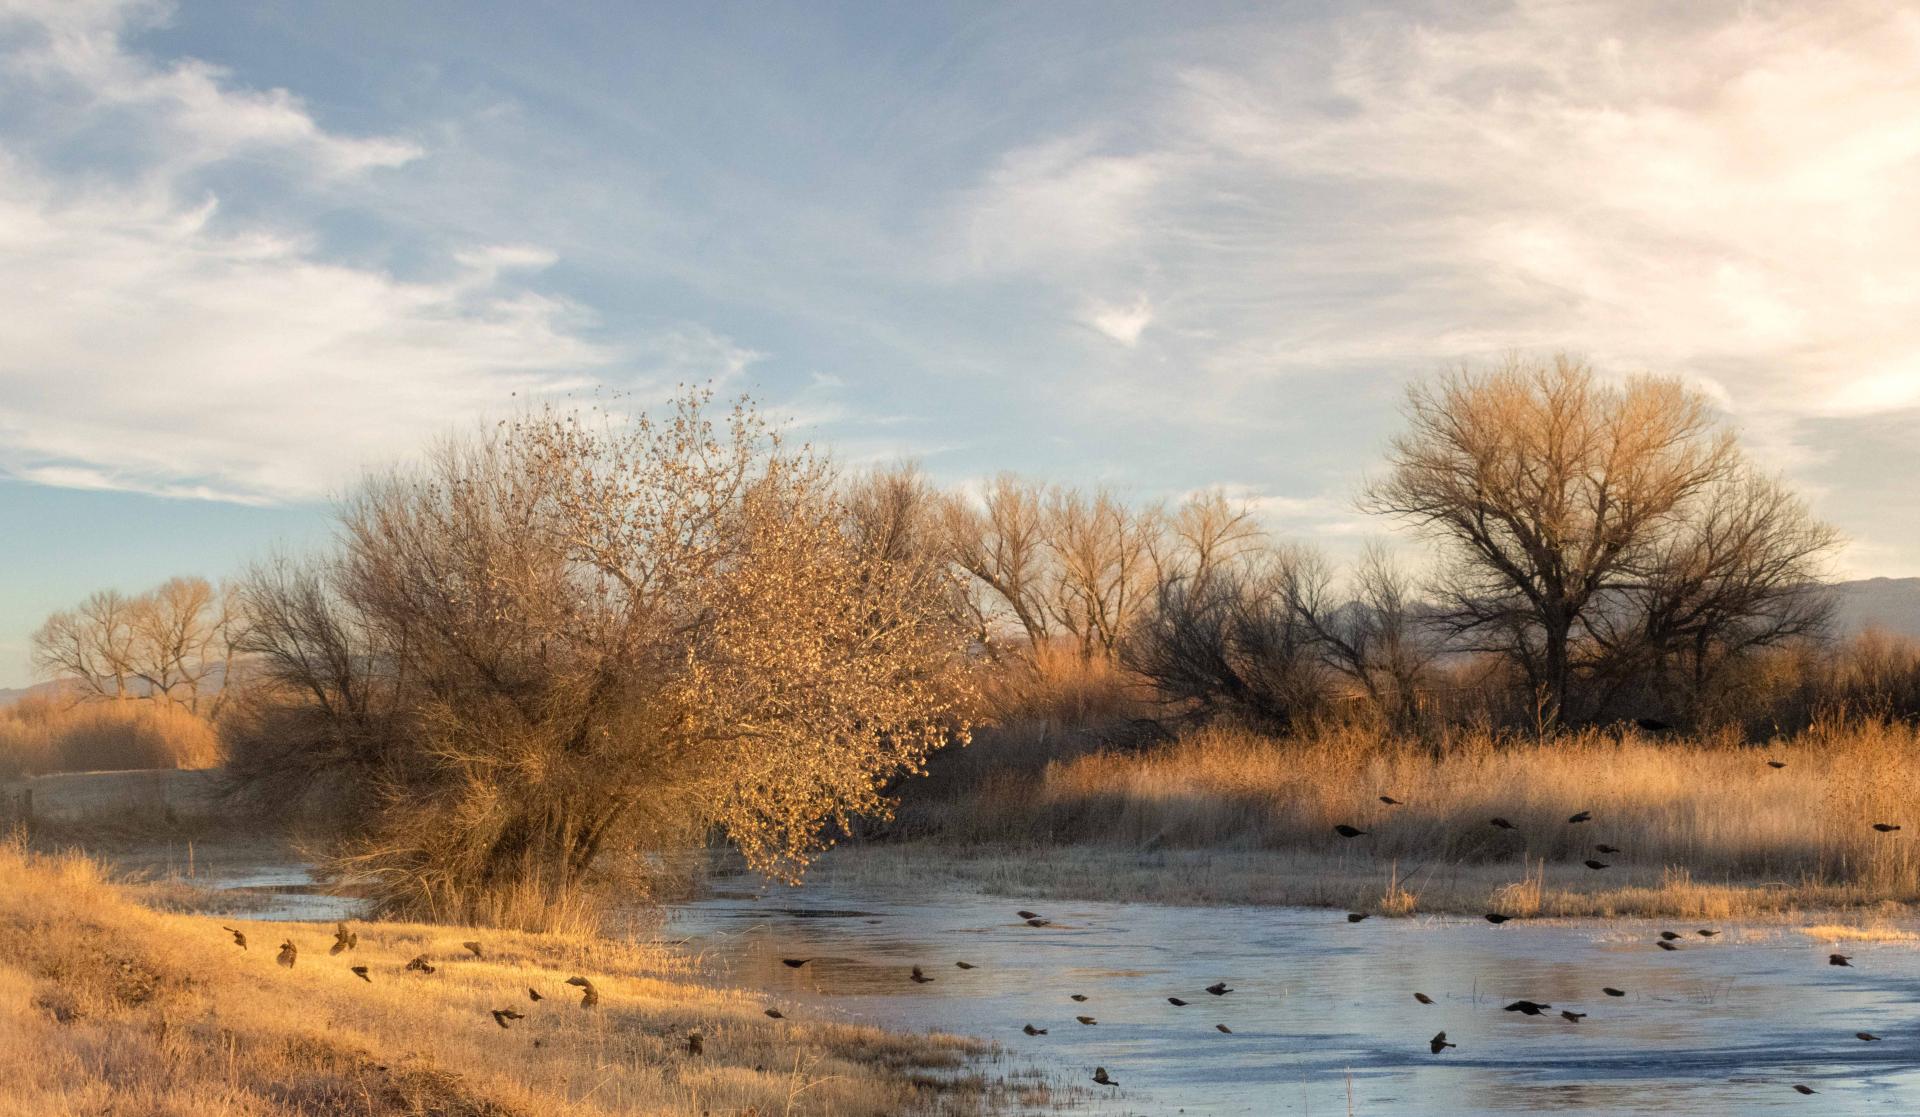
[[0, 840, 1039, 1117], [882, 718, 1920, 920]]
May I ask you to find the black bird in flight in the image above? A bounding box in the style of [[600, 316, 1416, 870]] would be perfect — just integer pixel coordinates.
[[955, 961, 976, 969], [1767, 760, 1787, 769], [1561, 1010, 1586, 1022], [1636, 717, 1672, 733], [1380, 795, 1404, 805], [1347, 913, 1369, 922], [1092, 1067, 1117, 1086], [1022, 1024, 1047, 1035], [1414, 993, 1435, 1005], [1873, 823, 1902, 833], [909, 966, 934, 984], [330, 923, 355, 956], [1026, 918, 1051, 927], [462, 941, 483, 958], [686, 1032, 703, 1056], [491, 1008, 524, 1029], [1858, 1032, 1881, 1041], [1657, 940, 1679, 951], [764, 1007, 785, 1019], [1485, 913, 1512, 924], [1070, 994, 1089, 1002], [1830, 953, 1853, 967], [1660, 931, 1683, 940], [350, 965, 370, 983], [277, 940, 297, 969], [1430, 1031, 1456, 1053], [1584, 860, 1610, 870], [566, 976, 599, 1006], [1206, 982, 1233, 996], [1334, 824, 1367, 838], [405, 955, 435, 974], [1168, 997, 1190, 1006], [1490, 817, 1518, 830], [1603, 987, 1626, 997], [1792, 1084, 1816, 1094], [1568, 811, 1592, 824], [1697, 929, 1720, 938], [782, 958, 812, 968], [1595, 844, 1622, 854], [1216, 1023, 1234, 1033], [223, 926, 247, 950], [1076, 1015, 1098, 1025], [527, 986, 543, 1002], [1016, 910, 1039, 920], [1504, 1000, 1551, 1015]]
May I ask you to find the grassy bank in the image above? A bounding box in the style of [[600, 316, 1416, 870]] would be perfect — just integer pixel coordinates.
[[0, 841, 1032, 1117], [876, 719, 1920, 919]]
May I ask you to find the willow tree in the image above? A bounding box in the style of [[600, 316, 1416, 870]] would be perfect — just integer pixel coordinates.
[[229, 391, 975, 925]]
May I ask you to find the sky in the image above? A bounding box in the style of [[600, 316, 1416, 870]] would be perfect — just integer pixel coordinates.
[[2, 0, 1919, 687]]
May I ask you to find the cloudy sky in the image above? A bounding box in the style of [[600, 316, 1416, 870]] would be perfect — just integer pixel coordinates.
[[2, 0, 1919, 686]]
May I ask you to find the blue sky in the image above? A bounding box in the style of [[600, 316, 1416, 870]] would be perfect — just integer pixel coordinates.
[[2, 0, 1919, 686]]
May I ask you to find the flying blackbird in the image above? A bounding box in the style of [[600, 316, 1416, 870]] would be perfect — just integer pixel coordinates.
[[463, 941, 484, 958], [1022, 1024, 1047, 1035], [1830, 954, 1852, 967], [567, 976, 600, 1006], [1485, 913, 1512, 924], [330, 923, 354, 956], [405, 955, 435, 974], [277, 940, 297, 969], [1595, 844, 1622, 854], [1216, 1023, 1233, 1033], [1767, 760, 1787, 769], [1430, 1031, 1455, 1053], [223, 926, 246, 950], [909, 966, 934, 984], [1657, 940, 1679, 951], [1636, 717, 1672, 733], [491, 1008, 524, 1029], [1659, 931, 1683, 940], [1792, 1084, 1816, 1095], [764, 1007, 784, 1019], [1603, 987, 1626, 997], [782, 958, 812, 968], [1584, 860, 1609, 870], [1414, 993, 1434, 1005], [1334, 824, 1367, 838], [350, 965, 370, 983], [686, 1032, 703, 1056], [1076, 1016, 1098, 1025], [1858, 1032, 1881, 1041], [1568, 811, 1592, 824], [1206, 982, 1233, 996], [1380, 795, 1404, 805], [1697, 929, 1720, 938], [1070, 994, 1089, 1002], [1490, 818, 1517, 830], [1504, 1000, 1550, 1015], [1016, 910, 1039, 920], [1168, 997, 1189, 1006], [1347, 913, 1369, 922], [1026, 918, 1051, 927], [1873, 823, 1902, 833], [1092, 1067, 1117, 1086], [955, 962, 976, 969], [1561, 1010, 1586, 1022]]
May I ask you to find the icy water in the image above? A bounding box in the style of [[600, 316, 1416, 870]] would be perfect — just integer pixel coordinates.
[[666, 880, 1920, 1116]]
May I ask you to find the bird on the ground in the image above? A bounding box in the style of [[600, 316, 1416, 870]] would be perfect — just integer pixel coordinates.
[[1660, 931, 1683, 940], [1023, 1024, 1047, 1035], [1658, 940, 1679, 951], [1568, 811, 1592, 824], [1585, 860, 1610, 870], [1016, 910, 1038, 919], [1792, 1084, 1816, 1094], [1858, 1032, 1881, 1041], [955, 961, 975, 969], [1092, 1067, 1117, 1086], [1070, 994, 1089, 1002], [1347, 913, 1369, 922], [1873, 823, 1902, 833], [462, 941, 483, 958], [527, 987, 543, 1002], [764, 1007, 784, 1019], [1414, 993, 1435, 1005], [222, 926, 246, 950], [1595, 844, 1622, 854], [1380, 795, 1404, 806], [1168, 997, 1189, 1006], [1206, 982, 1233, 996], [1637, 717, 1672, 733], [1216, 1023, 1233, 1033], [1076, 1016, 1098, 1025], [277, 940, 297, 969], [1504, 1000, 1551, 1015], [350, 965, 370, 983], [782, 958, 812, 968], [1485, 913, 1512, 924], [491, 1008, 524, 1029], [1561, 1010, 1586, 1022], [1490, 818, 1517, 830], [330, 923, 355, 956], [1334, 824, 1367, 838], [1603, 987, 1626, 997], [1767, 760, 1787, 769], [686, 1032, 703, 1056], [1830, 953, 1853, 967], [909, 965, 934, 984], [405, 955, 435, 974], [1026, 917, 1051, 927], [1430, 1031, 1456, 1053], [1697, 929, 1720, 938], [566, 975, 599, 1006]]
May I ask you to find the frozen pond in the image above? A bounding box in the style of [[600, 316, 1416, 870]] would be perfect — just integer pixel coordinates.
[[667, 878, 1920, 1115]]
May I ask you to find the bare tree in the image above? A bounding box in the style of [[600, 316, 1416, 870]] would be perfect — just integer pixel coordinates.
[[1164, 489, 1263, 587], [938, 474, 1056, 653], [35, 579, 246, 716], [31, 590, 137, 701], [1280, 545, 1436, 730], [1045, 487, 1164, 660]]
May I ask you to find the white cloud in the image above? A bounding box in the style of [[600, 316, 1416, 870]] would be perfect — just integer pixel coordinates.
[[1083, 295, 1154, 346]]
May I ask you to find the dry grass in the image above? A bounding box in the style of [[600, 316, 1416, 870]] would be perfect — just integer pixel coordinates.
[[0, 696, 221, 779], [880, 718, 1920, 919], [0, 840, 1029, 1117]]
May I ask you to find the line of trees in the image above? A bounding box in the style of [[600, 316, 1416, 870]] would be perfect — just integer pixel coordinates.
[[30, 577, 246, 717]]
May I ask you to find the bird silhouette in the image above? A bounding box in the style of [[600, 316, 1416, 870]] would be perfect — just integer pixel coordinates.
[[566, 976, 599, 1006], [1414, 993, 1434, 1005], [490, 1008, 524, 1029], [686, 1032, 703, 1056], [1347, 913, 1369, 922], [527, 987, 543, 1002], [1430, 1031, 1456, 1053], [330, 923, 355, 956], [1216, 1023, 1234, 1033], [1206, 982, 1233, 996], [1568, 811, 1592, 824], [276, 940, 296, 969], [1584, 860, 1610, 870], [222, 927, 246, 950], [1660, 931, 1683, 940], [1022, 1024, 1047, 1035], [1792, 1084, 1816, 1095], [1636, 717, 1672, 733], [1697, 929, 1720, 938], [1016, 910, 1039, 920], [1561, 1010, 1586, 1022], [1657, 940, 1679, 951], [1767, 760, 1787, 769], [909, 966, 934, 984], [1075, 1015, 1097, 1025], [405, 954, 435, 974], [955, 961, 976, 969], [1830, 953, 1853, 967], [1092, 1067, 1117, 1086], [1603, 987, 1626, 997], [463, 941, 483, 958], [1504, 1000, 1551, 1015], [1070, 994, 1089, 1002], [1873, 823, 1902, 833], [1485, 913, 1512, 924], [1858, 1032, 1881, 1042], [782, 958, 813, 968], [1168, 997, 1189, 1006], [1490, 818, 1517, 830], [1595, 844, 1622, 854], [1334, 824, 1367, 838], [350, 965, 370, 983], [1026, 918, 1051, 927], [1380, 795, 1404, 806]]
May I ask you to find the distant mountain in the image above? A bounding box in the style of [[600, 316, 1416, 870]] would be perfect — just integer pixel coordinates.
[[1830, 577, 1920, 642], [0, 679, 66, 707]]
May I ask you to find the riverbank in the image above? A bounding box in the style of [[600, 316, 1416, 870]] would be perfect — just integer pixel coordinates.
[[0, 840, 1037, 1117]]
